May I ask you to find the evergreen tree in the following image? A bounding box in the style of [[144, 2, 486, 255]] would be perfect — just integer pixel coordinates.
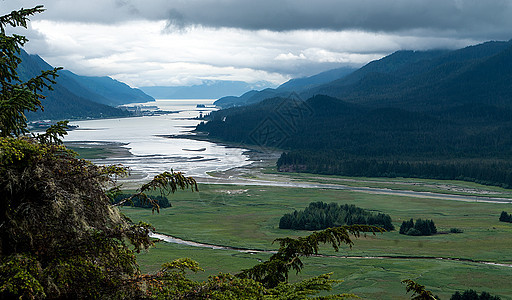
[[0, 6, 61, 137], [399, 218, 437, 236], [499, 211, 511, 223]]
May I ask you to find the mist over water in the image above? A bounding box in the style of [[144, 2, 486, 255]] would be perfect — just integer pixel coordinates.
[[63, 99, 251, 180]]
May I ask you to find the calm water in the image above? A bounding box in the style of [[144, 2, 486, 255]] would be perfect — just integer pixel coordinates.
[[64, 99, 251, 180]]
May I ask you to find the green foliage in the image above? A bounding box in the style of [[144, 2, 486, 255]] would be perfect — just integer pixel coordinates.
[[0, 5, 62, 137], [115, 170, 198, 213], [279, 201, 394, 231], [265, 273, 355, 300], [33, 120, 69, 144], [0, 136, 148, 298], [499, 211, 512, 223], [0, 254, 45, 299], [399, 219, 437, 236], [126, 258, 355, 299], [449, 228, 464, 234], [450, 289, 502, 300], [402, 279, 438, 300], [238, 225, 384, 288], [113, 193, 171, 209]]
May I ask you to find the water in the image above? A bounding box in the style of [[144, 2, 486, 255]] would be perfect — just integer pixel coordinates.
[[63, 99, 251, 181]]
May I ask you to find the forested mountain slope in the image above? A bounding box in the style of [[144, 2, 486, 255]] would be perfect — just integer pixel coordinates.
[[196, 40, 512, 187], [18, 50, 153, 120]]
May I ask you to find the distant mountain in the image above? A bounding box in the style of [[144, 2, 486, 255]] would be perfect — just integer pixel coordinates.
[[201, 40, 512, 150], [304, 40, 512, 110], [18, 50, 154, 120], [139, 81, 272, 99], [214, 67, 356, 108]]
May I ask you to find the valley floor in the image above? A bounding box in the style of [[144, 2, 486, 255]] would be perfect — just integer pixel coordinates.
[[72, 143, 512, 298], [121, 157, 512, 299]]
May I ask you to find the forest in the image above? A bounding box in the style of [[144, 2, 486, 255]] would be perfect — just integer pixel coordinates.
[[277, 151, 512, 188], [197, 95, 512, 187], [279, 202, 395, 231]]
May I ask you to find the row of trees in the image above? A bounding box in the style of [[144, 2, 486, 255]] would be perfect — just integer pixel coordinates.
[[198, 93, 512, 189], [277, 151, 512, 188], [279, 202, 395, 231], [399, 219, 438, 236], [451, 289, 501, 300]]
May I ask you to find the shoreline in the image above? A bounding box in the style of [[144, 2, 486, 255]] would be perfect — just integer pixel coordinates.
[[66, 135, 512, 202]]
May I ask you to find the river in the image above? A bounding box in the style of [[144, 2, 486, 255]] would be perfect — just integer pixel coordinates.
[[64, 100, 512, 204], [63, 99, 252, 181]]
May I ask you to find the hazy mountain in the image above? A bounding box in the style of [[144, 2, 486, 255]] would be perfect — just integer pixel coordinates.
[[18, 50, 153, 120], [278, 67, 355, 91], [305, 40, 512, 110], [214, 67, 356, 108], [60, 71, 154, 106], [139, 81, 272, 99], [214, 40, 512, 110]]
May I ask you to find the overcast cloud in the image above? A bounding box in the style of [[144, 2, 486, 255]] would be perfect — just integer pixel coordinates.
[[2, 0, 511, 88]]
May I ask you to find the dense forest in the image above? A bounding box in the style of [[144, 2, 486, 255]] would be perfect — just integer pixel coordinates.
[[279, 202, 394, 231], [450, 289, 501, 300], [197, 94, 512, 187], [277, 151, 512, 188]]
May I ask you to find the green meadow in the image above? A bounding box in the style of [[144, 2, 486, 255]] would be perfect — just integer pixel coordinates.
[[122, 180, 512, 299]]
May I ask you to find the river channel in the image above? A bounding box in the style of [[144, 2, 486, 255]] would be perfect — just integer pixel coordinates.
[[63, 99, 252, 181]]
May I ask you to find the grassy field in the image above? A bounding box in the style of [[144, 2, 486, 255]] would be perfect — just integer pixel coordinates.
[[122, 181, 512, 299], [136, 242, 512, 300]]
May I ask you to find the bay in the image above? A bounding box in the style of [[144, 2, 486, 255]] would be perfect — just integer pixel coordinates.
[[63, 99, 251, 182]]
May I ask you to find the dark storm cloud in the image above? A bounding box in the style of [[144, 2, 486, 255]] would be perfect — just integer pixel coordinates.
[[2, 0, 510, 87], [162, 0, 512, 39], [3, 0, 512, 39]]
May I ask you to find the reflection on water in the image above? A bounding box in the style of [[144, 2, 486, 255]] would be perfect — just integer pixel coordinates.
[[64, 99, 250, 180]]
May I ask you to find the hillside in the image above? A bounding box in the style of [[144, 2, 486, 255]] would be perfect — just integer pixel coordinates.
[[304, 40, 512, 110], [196, 40, 512, 187], [18, 50, 154, 120]]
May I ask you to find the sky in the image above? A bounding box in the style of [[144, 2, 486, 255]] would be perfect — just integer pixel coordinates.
[[3, 0, 512, 88]]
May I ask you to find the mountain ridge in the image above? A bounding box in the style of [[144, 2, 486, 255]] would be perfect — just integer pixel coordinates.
[[18, 50, 154, 120]]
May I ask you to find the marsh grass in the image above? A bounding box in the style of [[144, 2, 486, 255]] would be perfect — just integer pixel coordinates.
[[123, 183, 512, 299]]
